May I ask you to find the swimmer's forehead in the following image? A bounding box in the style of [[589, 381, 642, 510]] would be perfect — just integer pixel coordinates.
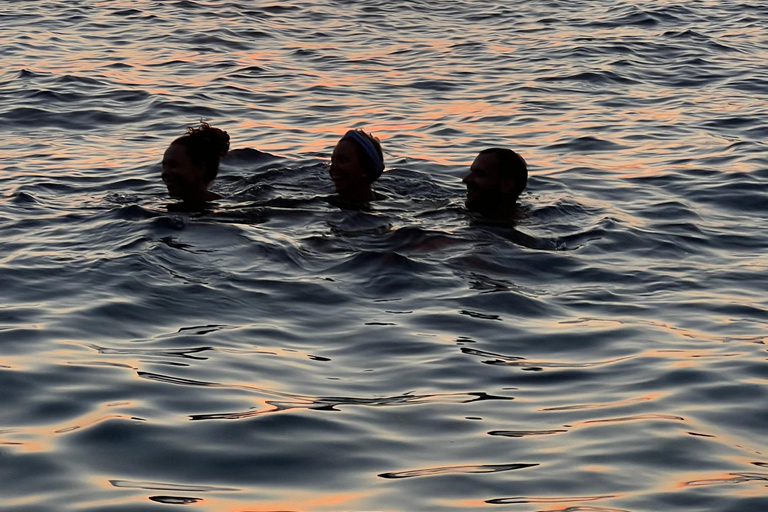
[[470, 152, 502, 173], [331, 138, 358, 157], [162, 144, 187, 163]]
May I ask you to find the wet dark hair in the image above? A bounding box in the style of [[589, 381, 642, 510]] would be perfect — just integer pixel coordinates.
[[172, 122, 230, 182], [478, 147, 528, 198], [347, 129, 384, 182]]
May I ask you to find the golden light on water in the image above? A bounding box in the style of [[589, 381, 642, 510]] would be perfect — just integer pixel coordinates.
[[171, 490, 380, 512], [4, 2, 768, 511]]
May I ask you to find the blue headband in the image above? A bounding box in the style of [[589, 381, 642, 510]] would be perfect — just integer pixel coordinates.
[[342, 129, 385, 181]]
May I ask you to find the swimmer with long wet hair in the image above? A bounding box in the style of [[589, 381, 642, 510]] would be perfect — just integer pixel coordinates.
[[161, 122, 230, 207], [329, 128, 385, 203], [463, 148, 527, 218]]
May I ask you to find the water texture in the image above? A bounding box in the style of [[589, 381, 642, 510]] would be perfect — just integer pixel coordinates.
[[1, 1, 767, 511]]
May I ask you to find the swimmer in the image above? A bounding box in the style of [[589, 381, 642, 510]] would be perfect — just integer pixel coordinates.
[[463, 148, 527, 217], [161, 122, 230, 207], [329, 128, 385, 203]]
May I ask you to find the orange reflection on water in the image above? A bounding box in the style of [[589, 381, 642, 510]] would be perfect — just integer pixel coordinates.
[[454, 499, 492, 508], [206, 490, 382, 512], [455, 492, 622, 509], [84, 487, 385, 512], [667, 469, 768, 497], [0, 439, 48, 453], [0, 399, 140, 453], [559, 316, 764, 348], [540, 391, 666, 413]]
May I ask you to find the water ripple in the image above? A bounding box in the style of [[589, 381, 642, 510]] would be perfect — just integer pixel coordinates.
[[3, 1, 768, 511], [379, 463, 537, 479]]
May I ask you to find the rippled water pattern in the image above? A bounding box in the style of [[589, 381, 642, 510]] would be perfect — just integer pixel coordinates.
[[2, 1, 768, 511]]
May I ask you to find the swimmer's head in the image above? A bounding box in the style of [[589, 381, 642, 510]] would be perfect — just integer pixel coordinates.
[[161, 122, 230, 204], [463, 148, 527, 217], [329, 129, 384, 202]]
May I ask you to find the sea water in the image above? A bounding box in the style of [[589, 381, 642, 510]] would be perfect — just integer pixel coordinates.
[[1, 1, 767, 511]]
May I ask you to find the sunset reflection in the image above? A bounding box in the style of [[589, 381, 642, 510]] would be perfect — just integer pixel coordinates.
[[4, 1, 768, 511]]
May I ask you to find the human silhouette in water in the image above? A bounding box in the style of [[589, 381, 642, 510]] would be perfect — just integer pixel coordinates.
[[463, 148, 527, 218], [161, 122, 230, 210], [329, 128, 385, 204]]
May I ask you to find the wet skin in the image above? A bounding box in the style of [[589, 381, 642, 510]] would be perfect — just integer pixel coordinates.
[[330, 138, 373, 203], [463, 153, 515, 217], [161, 143, 215, 204]]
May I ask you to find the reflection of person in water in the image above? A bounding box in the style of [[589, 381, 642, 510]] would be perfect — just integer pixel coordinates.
[[329, 129, 385, 204], [463, 148, 527, 218], [161, 122, 230, 209]]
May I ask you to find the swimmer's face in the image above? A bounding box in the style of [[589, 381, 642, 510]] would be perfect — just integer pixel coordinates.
[[330, 138, 370, 200], [161, 143, 209, 203], [463, 153, 511, 215]]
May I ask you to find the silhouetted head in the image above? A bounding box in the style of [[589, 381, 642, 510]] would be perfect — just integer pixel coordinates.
[[463, 148, 527, 217], [329, 129, 384, 203], [161, 122, 230, 204]]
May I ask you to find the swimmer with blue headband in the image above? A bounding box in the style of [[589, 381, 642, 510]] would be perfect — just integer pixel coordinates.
[[329, 128, 385, 203]]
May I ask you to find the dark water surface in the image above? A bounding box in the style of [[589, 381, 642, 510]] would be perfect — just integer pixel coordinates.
[[2, 1, 768, 511]]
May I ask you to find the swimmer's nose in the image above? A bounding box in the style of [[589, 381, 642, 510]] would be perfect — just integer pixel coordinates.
[[462, 173, 472, 185], [162, 172, 182, 185], [329, 168, 344, 182]]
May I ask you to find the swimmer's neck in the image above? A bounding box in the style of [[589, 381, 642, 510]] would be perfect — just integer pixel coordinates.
[[337, 186, 374, 204], [468, 201, 520, 219]]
